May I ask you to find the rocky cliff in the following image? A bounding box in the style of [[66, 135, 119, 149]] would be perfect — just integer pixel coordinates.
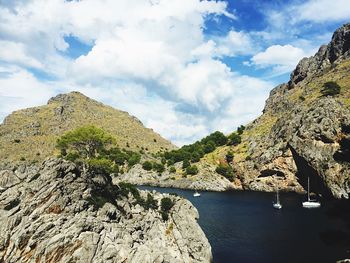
[[0, 92, 176, 164], [0, 158, 212, 262], [113, 162, 236, 192], [214, 23, 350, 198]]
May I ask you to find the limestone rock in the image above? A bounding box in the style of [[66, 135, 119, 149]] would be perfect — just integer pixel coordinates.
[[0, 158, 212, 262]]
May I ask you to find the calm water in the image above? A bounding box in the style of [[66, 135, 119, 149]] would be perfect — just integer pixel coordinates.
[[139, 186, 350, 263]]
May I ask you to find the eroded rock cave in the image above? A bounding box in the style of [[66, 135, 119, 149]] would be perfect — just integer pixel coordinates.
[[289, 145, 333, 198]]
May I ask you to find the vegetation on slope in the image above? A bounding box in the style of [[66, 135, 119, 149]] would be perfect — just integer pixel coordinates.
[[57, 125, 141, 175], [0, 92, 176, 164]]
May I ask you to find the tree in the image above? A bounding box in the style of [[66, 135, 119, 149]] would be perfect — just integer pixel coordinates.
[[227, 133, 241, 146], [204, 141, 216, 153], [160, 197, 174, 221], [169, 166, 176, 173], [321, 81, 341, 96], [127, 153, 141, 166], [186, 165, 199, 175], [237, 125, 245, 135], [142, 161, 153, 171], [215, 164, 235, 181], [88, 158, 118, 174], [182, 159, 190, 169], [226, 151, 234, 163], [57, 125, 114, 160], [153, 162, 165, 173]]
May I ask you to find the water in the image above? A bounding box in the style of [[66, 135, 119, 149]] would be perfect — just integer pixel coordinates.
[[139, 186, 350, 263]]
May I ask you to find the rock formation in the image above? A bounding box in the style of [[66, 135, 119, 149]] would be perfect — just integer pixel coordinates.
[[223, 23, 350, 198], [114, 162, 236, 192], [0, 158, 212, 262]]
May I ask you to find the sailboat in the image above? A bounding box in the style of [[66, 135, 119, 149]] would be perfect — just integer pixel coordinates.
[[273, 189, 282, 209], [302, 176, 321, 208], [193, 191, 201, 197]]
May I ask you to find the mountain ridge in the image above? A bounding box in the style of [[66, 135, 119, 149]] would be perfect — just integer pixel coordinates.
[[0, 91, 176, 165]]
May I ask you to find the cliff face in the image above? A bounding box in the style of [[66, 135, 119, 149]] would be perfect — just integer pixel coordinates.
[[229, 23, 350, 198], [0, 92, 176, 164], [0, 158, 212, 262]]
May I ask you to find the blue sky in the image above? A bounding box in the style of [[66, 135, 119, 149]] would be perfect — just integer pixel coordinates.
[[0, 0, 349, 146]]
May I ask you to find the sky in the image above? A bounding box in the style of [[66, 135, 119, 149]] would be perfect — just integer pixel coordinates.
[[0, 0, 349, 146]]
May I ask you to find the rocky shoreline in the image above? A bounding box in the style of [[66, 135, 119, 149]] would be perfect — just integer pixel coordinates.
[[0, 158, 212, 263]]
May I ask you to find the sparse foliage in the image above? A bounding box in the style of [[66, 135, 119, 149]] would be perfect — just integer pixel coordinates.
[[321, 81, 341, 96]]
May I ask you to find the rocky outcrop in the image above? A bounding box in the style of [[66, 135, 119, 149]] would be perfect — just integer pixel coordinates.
[[289, 23, 350, 87], [0, 158, 212, 262], [114, 163, 238, 192], [229, 23, 350, 198]]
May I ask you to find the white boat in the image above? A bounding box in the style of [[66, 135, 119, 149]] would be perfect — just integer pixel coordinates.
[[273, 189, 282, 209], [302, 177, 321, 208], [193, 191, 201, 197]]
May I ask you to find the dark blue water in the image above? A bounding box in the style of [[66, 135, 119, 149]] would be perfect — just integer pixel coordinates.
[[139, 186, 350, 263]]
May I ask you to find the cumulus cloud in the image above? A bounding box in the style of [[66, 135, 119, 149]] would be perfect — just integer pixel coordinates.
[[293, 0, 350, 23], [249, 44, 312, 75], [0, 0, 273, 146]]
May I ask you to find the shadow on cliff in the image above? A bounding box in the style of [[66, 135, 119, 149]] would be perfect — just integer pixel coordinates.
[[288, 144, 333, 199]]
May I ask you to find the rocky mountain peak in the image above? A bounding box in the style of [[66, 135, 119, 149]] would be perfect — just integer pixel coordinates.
[[289, 22, 350, 88], [47, 91, 95, 105], [328, 22, 350, 63]]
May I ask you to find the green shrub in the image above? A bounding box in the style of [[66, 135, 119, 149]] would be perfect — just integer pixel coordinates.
[[226, 151, 234, 163], [215, 164, 235, 181], [227, 133, 241, 146], [88, 158, 117, 174], [321, 81, 341, 96], [142, 161, 153, 171], [153, 162, 165, 173], [182, 159, 190, 169], [186, 165, 198, 175], [144, 193, 158, 210], [160, 197, 174, 221], [127, 153, 141, 166], [169, 166, 176, 173], [237, 125, 245, 135], [204, 141, 216, 153]]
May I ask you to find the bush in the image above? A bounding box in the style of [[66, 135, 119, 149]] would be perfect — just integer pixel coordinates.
[[160, 197, 174, 221], [227, 133, 241, 146], [153, 162, 165, 173], [215, 164, 235, 181], [237, 125, 245, 135], [142, 161, 153, 171], [169, 166, 176, 173], [182, 159, 190, 169], [204, 141, 216, 153], [186, 165, 199, 175], [321, 81, 341, 96], [226, 151, 234, 163], [144, 193, 158, 210], [88, 158, 117, 174], [127, 153, 141, 166]]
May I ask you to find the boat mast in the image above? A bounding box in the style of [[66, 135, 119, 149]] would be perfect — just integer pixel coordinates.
[[307, 176, 310, 201], [277, 189, 280, 204]]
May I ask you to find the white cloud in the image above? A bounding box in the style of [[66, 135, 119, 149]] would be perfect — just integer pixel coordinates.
[[0, 0, 275, 145], [293, 0, 350, 23], [0, 40, 43, 69], [0, 67, 59, 116], [249, 44, 311, 75]]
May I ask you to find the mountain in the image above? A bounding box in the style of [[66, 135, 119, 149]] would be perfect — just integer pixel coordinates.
[[205, 23, 350, 198], [0, 158, 212, 262], [0, 91, 176, 164]]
